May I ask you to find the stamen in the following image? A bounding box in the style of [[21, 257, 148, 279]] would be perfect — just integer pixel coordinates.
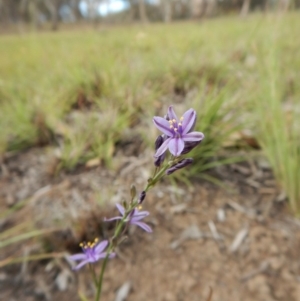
[[180, 116, 184, 121], [174, 128, 178, 132], [80, 239, 99, 249], [138, 205, 142, 210], [178, 123, 182, 126], [172, 119, 176, 123], [170, 125, 173, 129]]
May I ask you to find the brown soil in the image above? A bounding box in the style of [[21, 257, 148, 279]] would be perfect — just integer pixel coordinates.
[[1, 148, 300, 301]]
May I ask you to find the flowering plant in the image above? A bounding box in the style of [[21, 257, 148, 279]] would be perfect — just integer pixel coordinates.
[[68, 106, 204, 301]]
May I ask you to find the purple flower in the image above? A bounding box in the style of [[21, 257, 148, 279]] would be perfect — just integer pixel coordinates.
[[105, 204, 152, 233], [69, 239, 115, 270], [153, 106, 204, 157]]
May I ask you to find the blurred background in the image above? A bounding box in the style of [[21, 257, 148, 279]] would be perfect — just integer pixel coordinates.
[[0, 1, 300, 301], [0, 0, 298, 30]]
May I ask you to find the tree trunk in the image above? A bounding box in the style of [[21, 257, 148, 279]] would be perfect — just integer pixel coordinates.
[[204, 0, 216, 17], [278, 0, 290, 13], [191, 0, 206, 19], [28, 0, 40, 29], [162, 0, 172, 23], [0, 0, 10, 25], [70, 0, 83, 21], [240, 0, 251, 18], [43, 0, 59, 30], [127, 0, 135, 23], [263, 0, 269, 13], [138, 0, 148, 23], [0, 0, 22, 24]]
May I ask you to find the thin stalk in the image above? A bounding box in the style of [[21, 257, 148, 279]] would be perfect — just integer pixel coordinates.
[[95, 253, 109, 301], [95, 158, 175, 301], [89, 264, 98, 287], [145, 161, 172, 191], [95, 218, 126, 301]]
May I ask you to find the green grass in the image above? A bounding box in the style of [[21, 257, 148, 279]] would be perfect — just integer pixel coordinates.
[[249, 15, 300, 215], [0, 198, 60, 267], [0, 13, 300, 211]]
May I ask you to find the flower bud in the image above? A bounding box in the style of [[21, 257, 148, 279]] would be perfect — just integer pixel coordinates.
[[154, 152, 166, 167], [155, 135, 164, 151], [154, 135, 166, 167], [181, 140, 202, 155], [166, 158, 194, 175], [130, 184, 137, 199], [138, 191, 146, 204]]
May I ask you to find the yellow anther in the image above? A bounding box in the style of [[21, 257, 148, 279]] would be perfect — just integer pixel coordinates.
[[79, 243, 83, 247], [94, 238, 99, 243], [168, 120, 173, 124], [138, 205, 142, 210]]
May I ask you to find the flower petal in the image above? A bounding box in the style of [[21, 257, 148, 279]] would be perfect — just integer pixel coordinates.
[[132, 221, 152, 233], [167, 106, 178, 121], [94, 240, 108, 254], [116, 203, 125, 216], [109, 252, 116, 259], [168, 137, 185, 156], [131, 212, 149, 222], [182, 109, 197, 135], [96, 252, 108, 259], [182, 131, 204, 142], [153, 117, 174, 137], [73, 259, 89, 270], [104, 216, 122, 222], [69, 253, 87, 261], [154, 137, 171, 158], [133, 210, 150, 218], [181, 141, 201, 155]]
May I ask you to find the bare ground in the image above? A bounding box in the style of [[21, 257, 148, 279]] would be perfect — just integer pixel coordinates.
[[1, 147, 300, 301]]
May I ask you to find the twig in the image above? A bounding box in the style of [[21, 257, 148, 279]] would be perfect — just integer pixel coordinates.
[[229, 227, 248, 253], [228, 201, 256, 218], [208, 221, 225, 250], [240, 261, 269, 282]]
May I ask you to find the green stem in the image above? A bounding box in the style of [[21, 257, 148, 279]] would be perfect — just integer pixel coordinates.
[[95, 219, 126, 301], [95, 253, 109, 301], [145, 162, 171, 192], [89, 264, 98, 287]]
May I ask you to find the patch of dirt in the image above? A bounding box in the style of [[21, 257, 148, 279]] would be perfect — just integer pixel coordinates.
[[1, 148, 300, 301]]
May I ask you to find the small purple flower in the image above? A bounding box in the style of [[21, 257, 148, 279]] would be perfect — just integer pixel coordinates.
[[105, 204, 152, 233], [69, 239, 115, 270], [153, 106, 204, 157]]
